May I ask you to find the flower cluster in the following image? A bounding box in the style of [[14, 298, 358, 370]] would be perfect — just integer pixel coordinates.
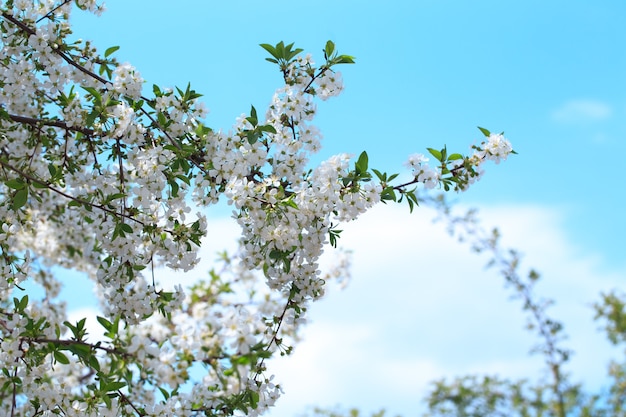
[[0, 4, 513, 417], [404, 130, 514, 193], [405, 153, 441, 189], [476, 132, 514, 164]]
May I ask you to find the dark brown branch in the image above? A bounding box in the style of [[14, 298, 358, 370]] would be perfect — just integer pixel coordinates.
[[25, 337, 130, 358], [10, 366, 17, 417], [5, 113, 96, 136], [1, 12, 212, 177], [1, 13, 110, 85], [36, 0, 73, 23], [0, 155, 146, 227], [117, 390, 146, 416], [255, 287, 295, 376]]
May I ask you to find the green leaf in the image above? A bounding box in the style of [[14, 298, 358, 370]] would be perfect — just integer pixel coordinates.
[[406, 190, 419, 213], [85, 109, 100, 127], [175, 85, 185, 98], [88, 355, 101, 372], [259, 43, 280, 60], [76, 318, 86, 332], [260, 41, 302, 63], [246, 105, 258, 126], [97, 316, 112, 332], [324, 40, 335, 58], [157, 111, 168, 127], [47, 163, 57, 178], [82, 87, 102, 104], [104, 46, 120, 58], [275, 41, 285, 58], [102, 394, 112, 409], [104, 193, 125, 204], [372, 169, 385, 181], [63, 320, 81, 340], [5, 178, 25, 190], [355, 151, 368, 173], [477, 126, 491, 137], [246, 130, 259, 145], [285, 43, 303, 60], [31, 181, 48, 189], [12, 187, 28, 210], [380, 187, 397, 202], [18, 295, 29, 311], [65, 343, 91, 356], [158, 387, 170, 401], [448, 153, 463, 161], [249, 389, 260, 409], [407, 198, 415, 213], [169, 178, 179, 198], [54, 351, 70, 365], [105, 381, 127, 392], [111, 224, 121, 241], [337, 54, 356, 64], [260, 124, 277, 134], [281, 198, 298, 209], [427, 148, 443, 162], [109, 316, 120, 337]]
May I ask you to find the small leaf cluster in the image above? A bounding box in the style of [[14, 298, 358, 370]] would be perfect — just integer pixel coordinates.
[[261, 39, 354, 92], [341, 151, 372, 191], [243, 105, 277, 145], [260, 41, 305, 71], [322, 40, 356, 66]]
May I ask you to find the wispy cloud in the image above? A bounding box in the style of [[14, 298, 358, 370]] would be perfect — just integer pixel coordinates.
[[551, 99, 613, 123]]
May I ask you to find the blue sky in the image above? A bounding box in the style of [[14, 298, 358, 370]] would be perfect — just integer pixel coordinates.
[[72, 0, 626, 262], [63, 1, 626, 415]]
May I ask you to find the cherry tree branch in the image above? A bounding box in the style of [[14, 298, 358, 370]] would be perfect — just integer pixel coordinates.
[[4, 112, 96, 136], [0, 154, 148, 226]]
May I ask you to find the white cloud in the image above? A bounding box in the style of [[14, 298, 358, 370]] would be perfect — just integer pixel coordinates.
[[265, 203, 624, 417], [551, 99, 612, 123]]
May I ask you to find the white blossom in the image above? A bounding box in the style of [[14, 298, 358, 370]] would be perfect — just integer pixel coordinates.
[[0, 4, 512, 415]]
